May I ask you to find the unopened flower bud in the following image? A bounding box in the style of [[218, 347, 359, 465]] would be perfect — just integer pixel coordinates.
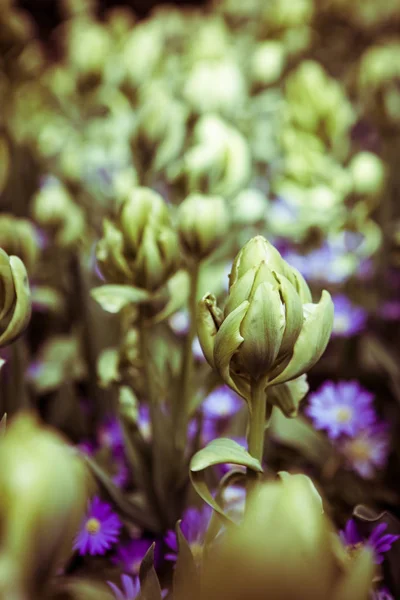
[[0, 414, 87, 598], [177, 194, 229, 260], [198, 236, 333, 402], [201, 474, 374, 600], [251, 41, 286, 86], [0, 249, 31, 348]]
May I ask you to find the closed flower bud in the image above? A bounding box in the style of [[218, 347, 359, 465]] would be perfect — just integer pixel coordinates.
[[197, 236, 333, 403], [98, 188, 180, 292], [349, 152, 385, 196], [0, 249, 31, 348], [177, 194, 229, 260], [251, 41, 286, 86], [0, 215, 40, 274], [201, 474, 374, 600], [0, 414, 87, 598]]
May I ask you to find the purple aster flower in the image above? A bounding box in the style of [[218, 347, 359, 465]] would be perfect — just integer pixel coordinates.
[[112, 458, 130, 488], [169, 310, 190, 336], [340, 519, 399, 564], [98, 417, 124, 454], [164, 505, 212, 562], [340, 423, 390, 479], [305, 380, 376, 440], [113, 539, 154, 575], [107, 574, 140, 600], [202, 386, 242, 420], [73, 496, 122, 556], [137, 404, 151, 441], [332, 295, 367, 337]]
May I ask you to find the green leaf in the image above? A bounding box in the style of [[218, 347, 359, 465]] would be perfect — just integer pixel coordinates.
[[138, 543, 162, 600], [173, 521, 200, 600], [91, 285, 151, 313], [151, 270, 190, 324], [190, 438, 262, 522], [0, 413, 7, 435], [82, 454, 161, 532]]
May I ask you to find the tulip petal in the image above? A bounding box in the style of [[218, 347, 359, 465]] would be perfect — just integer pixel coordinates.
[[0, 256, 32, 348], [197, 294, 223, 368], [214, 300, 249, 398], [275, 272, 304, 357], [270, 290, 334, 385]]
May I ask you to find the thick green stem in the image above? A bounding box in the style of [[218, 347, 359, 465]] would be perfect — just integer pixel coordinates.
[[175, 262, 200, 451], [246, 378, 267, 506]]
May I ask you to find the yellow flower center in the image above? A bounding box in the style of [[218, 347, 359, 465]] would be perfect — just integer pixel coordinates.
[[86, 518, 101, 535], [190, 542, 203, 562], [347, 439, 371, 461], [346, 542, 364, 560], [336, 407, 352, 423]]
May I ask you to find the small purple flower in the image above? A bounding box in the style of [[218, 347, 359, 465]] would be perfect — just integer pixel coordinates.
[[137, 404, 151, 441], [340, 423, 390, 479], [305, 380, 376, 440], [371, 588, 394, 600], [169, 310, 190, 336], [113, 539, 153, 575], [340, 519, 399, 564], [74, 496, 122, 556], [112, 458, 130, 488], [98, 417, 124, 454], [332, 295, 367, 337], [165, 505, 212, 562], [202, 386, 242, 420], [107, 574, 140, 600]]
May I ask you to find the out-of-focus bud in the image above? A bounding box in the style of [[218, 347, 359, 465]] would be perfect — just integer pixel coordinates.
[[64, 19, 110, 78], [181, 115, 251, 197], [358, 41, 400, 126], [0, 214, 40, 274], [349, 152, 385, 196], [264, 0, 314, 29], [197, 236, 333, 404], [32, 178, 85, 248], [0, 414, 87, 599], [231, 189, 268, 226], [251, 41, 286, 86], [177, 194, 229, 260], [285, 61, 355, 152], [97, 187, 180, 292], [136, 81, 188, 172], [183, 58, 247, 116], [0, 249, 31, 348], [201, 474, 374, 600], [122, 21, 163, 88]]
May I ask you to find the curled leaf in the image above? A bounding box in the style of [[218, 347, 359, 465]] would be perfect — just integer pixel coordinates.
[[91, 285, 151, 313]]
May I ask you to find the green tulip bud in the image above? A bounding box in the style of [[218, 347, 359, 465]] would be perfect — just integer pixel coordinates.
[[119, 187, 169, 254], [201, 474, 374, 600], [98, 188, 180, 292], [0, 414, 87, 598], [177, 194, 229, 260], [0, 214, 40, 274], [197, 236, 333, 401], [251, 41, 286, 86], [0, 249, 31, 348]]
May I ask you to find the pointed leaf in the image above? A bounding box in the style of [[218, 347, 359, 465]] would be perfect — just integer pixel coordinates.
[[91, 285, 151, 313], [138, 543, 162, 600], [151, 270, 190, 324], [173, 521, 200, 600]]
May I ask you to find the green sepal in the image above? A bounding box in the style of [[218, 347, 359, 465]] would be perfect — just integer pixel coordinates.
[[91, 284, 151, 313]]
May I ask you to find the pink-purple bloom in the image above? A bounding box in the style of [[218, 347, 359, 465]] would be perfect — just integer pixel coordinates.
[[113, 538, 154, 575], [107, 574, 140, 600], [340, 423, 390, 479], [332, 295, 367, 337], [283, 243, 351, 284], [305, 381, 376, 440], [340, 519, 399, 564], [164, 505, 212, 562], [98, 417, 124, 454], [74, 496, 122, 556]]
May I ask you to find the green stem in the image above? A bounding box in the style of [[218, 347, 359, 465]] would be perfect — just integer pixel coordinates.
[[246, 378, 267, 505], [175, 262, 200, 451]]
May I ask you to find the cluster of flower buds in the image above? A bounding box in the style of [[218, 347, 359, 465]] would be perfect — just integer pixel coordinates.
[[0, 248, 31, 348], [197, 236, 334, 408], [200, 474, 373, 600], [97, 187, 180, 292], [0, 414, 87, 599]]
